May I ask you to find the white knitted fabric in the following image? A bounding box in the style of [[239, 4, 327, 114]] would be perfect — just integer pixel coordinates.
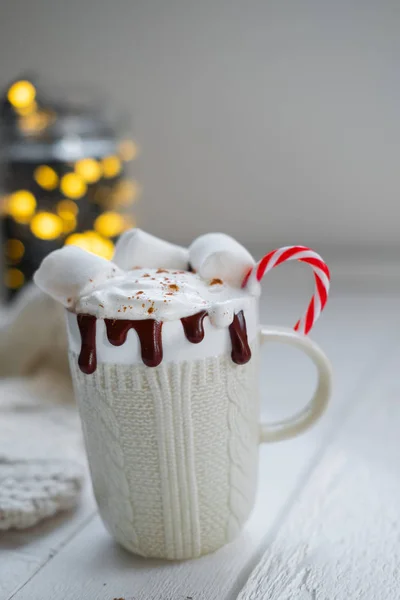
[[0, 458, 82, 530], [0, 285, 84, 530], [69, 345, 260, 559]]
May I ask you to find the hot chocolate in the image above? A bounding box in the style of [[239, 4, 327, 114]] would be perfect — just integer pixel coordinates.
[[33, 229, 331, 560]]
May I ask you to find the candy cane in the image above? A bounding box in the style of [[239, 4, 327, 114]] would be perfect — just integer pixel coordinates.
[[242, 246, 330, 335]]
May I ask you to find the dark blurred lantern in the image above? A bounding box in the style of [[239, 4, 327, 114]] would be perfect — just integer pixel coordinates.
[[0, 76, 140, 301]]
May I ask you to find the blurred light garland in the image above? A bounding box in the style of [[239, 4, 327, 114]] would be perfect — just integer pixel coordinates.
[[60, 173, 87, 199], [30, 212, 64, 240], [7, 81, 36, 110], [5, 239, 25, 262], [5, 268, 25, 290], [7, 191, 37, 224], [101, 155, 122, 178], [0, 77, 140, 300], [34, 165, 59, 190], [75, 158, 102, 183]]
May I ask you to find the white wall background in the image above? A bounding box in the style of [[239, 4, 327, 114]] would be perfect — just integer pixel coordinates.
[[0, 0, 399, 248]]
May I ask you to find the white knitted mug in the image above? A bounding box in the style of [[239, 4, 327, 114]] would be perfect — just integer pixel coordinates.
[[66, 303, 331, 560]]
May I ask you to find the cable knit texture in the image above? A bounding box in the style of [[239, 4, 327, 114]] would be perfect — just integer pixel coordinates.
[[0, 459, 82, 530], [69, 346, 260, 559]]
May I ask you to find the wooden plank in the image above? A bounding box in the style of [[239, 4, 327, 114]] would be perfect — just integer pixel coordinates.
[[0, 484, 95, 600], [0, 552, 41, 600], [1, 483, 95, 560], [10, 292, 398, 600], [237, 335, 400, 599]]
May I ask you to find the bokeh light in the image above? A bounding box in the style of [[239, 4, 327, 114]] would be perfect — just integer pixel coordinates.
[[94, 211, 125, 238], [7, 81, 36, 109], [30, 212, 63, 240], [65, 230, 114, 260], [118, 140, 139, 162], [61, 214, 77, 234], [114, 179, 140, 206], [56, 199, 79, 217], [34, 165, 59, 190], [64, 233, 93, 252], [5, 239, 25, 262], [56, 200, 79, 233], [85, 231, 114, 259], [7, 190, 36, 224], [5, 268, 25, 289], [16, 101, 37, 116], [18, 111, 52, 134], [75, 158, 102, 183], [60, 173, 87, 199], [101, 155, 122, 178]]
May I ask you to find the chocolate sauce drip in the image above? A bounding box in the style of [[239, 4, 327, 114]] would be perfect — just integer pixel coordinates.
[[77, 309, 251, 374], [105, 318, 163, 367], [181, 310, 207, 344], [228, 311, 252, 365], [77, 314, 97, 374], [104, 319, 133, 346]]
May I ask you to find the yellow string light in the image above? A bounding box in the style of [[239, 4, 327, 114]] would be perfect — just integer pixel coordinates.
[[56, 200, 79, 233], [56, 199, 79, 217], [118, 140, 139, 162], [84, 231, 114, 259], [75, 158, 102, 183], [113, 179, 140, 206], [7, 190, 36, 224], [64, 233, 93, 252], [61, 214, 77, 234], [101, 155, 122, 178], [60, 173, 87, 199], [34, 165, 59, 190], [65, 231, 114, 260], [94, 211, 125, 238], [30, 212, 63, 240], [15, 101, 37, 116], [5, 268, 25, 289], [18, 111, 51, 135], [7, 81, 36, 109], [5, 239, 25, 262]]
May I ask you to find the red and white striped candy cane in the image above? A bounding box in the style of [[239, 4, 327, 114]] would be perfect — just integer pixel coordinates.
[[242, 246, 330, 335]]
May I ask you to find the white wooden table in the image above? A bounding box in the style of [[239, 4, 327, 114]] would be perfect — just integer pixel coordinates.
[[2, 256, 400, 600]]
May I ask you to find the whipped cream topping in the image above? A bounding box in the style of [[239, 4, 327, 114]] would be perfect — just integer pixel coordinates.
[[75, 267, 254, 327]]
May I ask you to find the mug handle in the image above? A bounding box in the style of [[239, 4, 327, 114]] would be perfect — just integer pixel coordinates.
[[259, 326, 332, 443]]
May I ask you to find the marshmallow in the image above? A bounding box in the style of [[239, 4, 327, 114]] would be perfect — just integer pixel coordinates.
[[113, 229, 189, 271], [189, 233, 255, 287], [34, 246, 122, 308]]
